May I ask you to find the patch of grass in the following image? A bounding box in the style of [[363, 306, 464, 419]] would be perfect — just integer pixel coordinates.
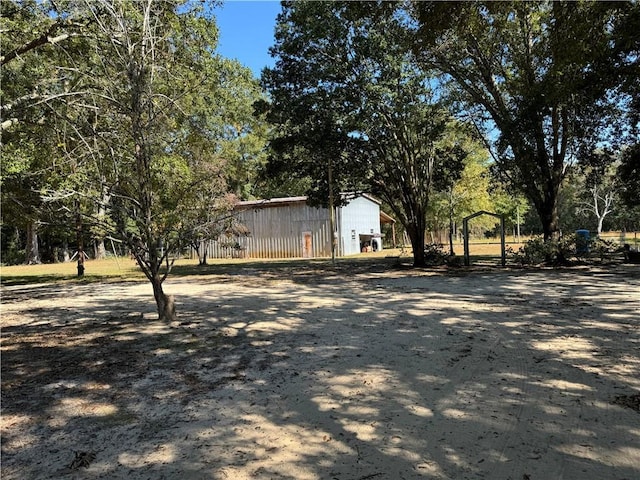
[[0, 249, 509, 286], [0, 258, 146, 286], [8, 234, 628, 287]]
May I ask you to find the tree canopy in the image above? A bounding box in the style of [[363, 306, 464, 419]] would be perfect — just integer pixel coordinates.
[[262, 1, 472, 266], [1, 0, 266, 320], [411, 0, 640, 241]]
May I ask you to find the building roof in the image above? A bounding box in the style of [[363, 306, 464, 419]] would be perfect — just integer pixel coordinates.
[[237, 196, 308, 209], [380, 210, 396, 224], [236, 194, 396, 224], [238, 193, 383, 208]]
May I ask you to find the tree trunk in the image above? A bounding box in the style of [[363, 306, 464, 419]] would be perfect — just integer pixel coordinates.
[[198, 240, 208, 266], [76, 206, 85, 276], [25, 221, 40, 264], [448, 211, 455, 256], [95, 186, 111, 260], [95, 239, 107, 260], [407, 218, 426, 267], [539, 199, 561, 242], [151, 276, 176, 322], [62, 238, 71, 262], [597, 215, 604, 236]]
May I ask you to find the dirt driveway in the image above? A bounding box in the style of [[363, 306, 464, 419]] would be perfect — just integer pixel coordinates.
[[2, 263, 639, 479]]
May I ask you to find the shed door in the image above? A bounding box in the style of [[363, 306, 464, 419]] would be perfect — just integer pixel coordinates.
[[302, 232, 312, 258]]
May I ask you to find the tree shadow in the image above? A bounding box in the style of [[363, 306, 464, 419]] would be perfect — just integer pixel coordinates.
[[1, 265, 639, 479]]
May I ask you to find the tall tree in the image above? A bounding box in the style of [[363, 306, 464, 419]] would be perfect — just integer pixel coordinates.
[[429, 142, 492, 254], [0, 0, 91, 131], [412, 1, 640, 242], [617, 142, 640, 210], [1, 1, 74, 263], [215, 60, 269, 200], [577, 150, 620, 235], [68, 0, 240, 321], [2, 1, 263, 286], [490, 188, 530, 242], [262, 1, 469, 266], [6, 0, 247, 319]]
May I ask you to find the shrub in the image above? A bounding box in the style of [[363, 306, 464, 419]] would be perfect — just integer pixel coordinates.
[[424, 243, 447, 265], [512, 235, 578, 266], [557, 233, 582, 263], [511, 234, 624, 266], [512, 237, 551, 265], [446, 254, 463, 267], [592, 237, 620, 262]]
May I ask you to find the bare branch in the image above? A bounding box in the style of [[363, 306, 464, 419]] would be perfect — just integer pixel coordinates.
[[1, 16, 92, 67]]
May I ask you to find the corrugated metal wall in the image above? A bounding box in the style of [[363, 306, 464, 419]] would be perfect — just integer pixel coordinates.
[[202, 203, 334, 259]]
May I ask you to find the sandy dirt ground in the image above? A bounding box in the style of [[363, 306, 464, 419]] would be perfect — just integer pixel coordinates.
[[2, 263, 639, 480]]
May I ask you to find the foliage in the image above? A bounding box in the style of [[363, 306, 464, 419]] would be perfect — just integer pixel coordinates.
[[262, 1, 471, 266], [490, 187, 530, 236], [412, 1, 640, 242], [428, 129, 492, 252], [511, 233, 625, 266], [0, 226, 25, 265], [71, 0, 233, 319], [512, 237, 555, 266], [421, 242, 463, 267], [591, 237, 621, 262], [512, 235, 579, 266], [1, 1, 264, 319], [0, 1, 83, 263], [617, 143, 640, 209], [423, 242, 447, 266], [0, 0, 90, 130]]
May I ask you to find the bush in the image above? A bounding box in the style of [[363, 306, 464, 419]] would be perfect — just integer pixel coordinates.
[[423, 243, 447, 265], [557, 233, 582, 263], [512, 237, 553, 265], [512, 234, 579, 266], [592, 237, 620, 262], [446, 254, 463, 267], [511, 234, 622, 266]]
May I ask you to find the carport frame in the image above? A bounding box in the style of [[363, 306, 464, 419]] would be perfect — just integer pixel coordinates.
[[463, 211, 506, 267]]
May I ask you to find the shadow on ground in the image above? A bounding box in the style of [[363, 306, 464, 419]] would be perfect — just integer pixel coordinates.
[[1, 263, 639, 479]]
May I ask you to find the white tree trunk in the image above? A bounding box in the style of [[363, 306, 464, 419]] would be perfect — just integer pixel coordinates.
[[25, 221, 40, 264]]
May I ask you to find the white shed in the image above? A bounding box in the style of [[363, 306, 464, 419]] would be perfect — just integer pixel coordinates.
[[337, 194, 384, 255], [201, 194, 394, 259]]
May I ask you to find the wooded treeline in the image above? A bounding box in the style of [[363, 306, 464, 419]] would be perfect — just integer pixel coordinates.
[[1, 1, 639, 315], [260, 0, 639, 265]]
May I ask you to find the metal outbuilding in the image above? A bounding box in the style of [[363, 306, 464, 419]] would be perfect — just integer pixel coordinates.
[[201, 194, 394, 259]]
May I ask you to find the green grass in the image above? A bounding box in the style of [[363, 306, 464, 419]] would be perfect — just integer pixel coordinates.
[[0, 257, 146, 286], [0, 255, 372, 286], [3, 232, 637, 287]]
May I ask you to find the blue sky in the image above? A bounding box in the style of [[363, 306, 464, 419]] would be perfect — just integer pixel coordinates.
[[214, 1, 282, 78]]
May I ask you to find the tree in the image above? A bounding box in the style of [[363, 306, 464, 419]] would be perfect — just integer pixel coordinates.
[[0, 0, 92, 131], [490, 188, 530, 242], [617, 144, 640, 210], [428, 133, 491, 254], [3, 0, 248, 320], [577, 150, 620, 235], [412, 1, 639, 242], [2, 2, 264, 285], [1, 1, 76, 264], [68, 0, 243, 321], [215, 60, 269, 200], [262, 1, 469, 266]]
